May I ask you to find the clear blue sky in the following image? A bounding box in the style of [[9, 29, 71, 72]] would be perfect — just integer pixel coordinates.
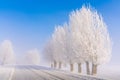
[[0, 0, 119, 65]]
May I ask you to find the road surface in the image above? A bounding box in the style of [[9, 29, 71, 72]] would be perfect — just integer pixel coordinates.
[[0, 65, 105, 80]]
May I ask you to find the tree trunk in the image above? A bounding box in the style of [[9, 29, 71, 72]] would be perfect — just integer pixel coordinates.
[[51, 63, 53, 68], [86, 61, 90, 75], [53, 60, 57, 68], [78, 63, 81, 73], [59, 62, 62, 69], [92, 64, 97, 75], [70, 63, 74, 72]]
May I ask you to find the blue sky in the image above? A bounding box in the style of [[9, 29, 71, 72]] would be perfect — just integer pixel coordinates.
[[0, 0, 120, 65]]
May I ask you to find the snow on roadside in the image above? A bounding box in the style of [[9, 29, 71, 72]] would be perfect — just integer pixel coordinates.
[[97, 65, 120, 80], [0, 66, 15, 80]]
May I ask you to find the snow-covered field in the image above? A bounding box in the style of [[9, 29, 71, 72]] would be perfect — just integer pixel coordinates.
[[0, 65, 105, 80], [97, 66, 120, 80]]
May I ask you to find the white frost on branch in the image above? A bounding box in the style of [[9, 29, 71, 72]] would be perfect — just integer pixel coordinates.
[[43, 6, 112, 69], [69, 6, 112, 65]]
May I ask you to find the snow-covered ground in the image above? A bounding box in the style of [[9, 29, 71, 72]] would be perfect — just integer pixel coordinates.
[[0, 65, 105, 80], [42, 63, 120, 80], [97, 65, 120, 80]]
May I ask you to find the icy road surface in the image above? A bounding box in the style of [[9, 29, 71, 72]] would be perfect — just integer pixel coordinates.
[[0, 65, 105, 80]]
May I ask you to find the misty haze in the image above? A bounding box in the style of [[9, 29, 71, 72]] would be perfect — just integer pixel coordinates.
[[0, 0, 120, 80]]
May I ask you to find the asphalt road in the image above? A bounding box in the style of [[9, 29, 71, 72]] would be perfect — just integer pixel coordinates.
[[0, 65, 105, 80]]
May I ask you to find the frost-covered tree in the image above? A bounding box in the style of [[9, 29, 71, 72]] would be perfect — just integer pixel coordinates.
[[43, 40, 55, 68], [62, 25, 76, 72], [24, 48, 40, 65], [90, 10, 112, 75], [69, 6, 112, 75], [0, 40, 15, 65], [43, 6, 112, 75], [52, 24, 78, 71], [51, 25, 69, 69], [50, 27, 61, 68], [43, 34, 59, 68], [69, 7, 93, 74], [44, 24, 77, 70]]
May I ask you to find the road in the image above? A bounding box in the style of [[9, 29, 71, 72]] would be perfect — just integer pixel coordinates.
[[0, 65, 105, 80]]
